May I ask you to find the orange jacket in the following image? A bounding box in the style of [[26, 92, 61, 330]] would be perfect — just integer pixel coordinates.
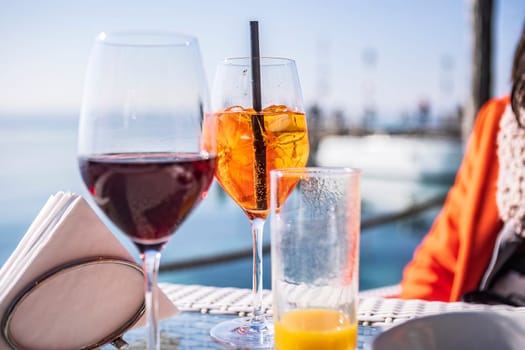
[[400, 96, 510, 301]]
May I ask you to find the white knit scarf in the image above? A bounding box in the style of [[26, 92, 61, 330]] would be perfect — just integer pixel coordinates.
[[497, 104, 525, 237]]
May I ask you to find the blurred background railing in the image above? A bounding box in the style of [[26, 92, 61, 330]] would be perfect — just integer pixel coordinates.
[[159, 193, 447, 272]]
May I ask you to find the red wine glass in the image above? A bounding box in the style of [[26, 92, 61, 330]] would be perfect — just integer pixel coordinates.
[[77, 32, 216, 350]]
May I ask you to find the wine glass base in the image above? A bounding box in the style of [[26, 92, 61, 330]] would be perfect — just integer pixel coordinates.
[[210, 316, 274, 349]]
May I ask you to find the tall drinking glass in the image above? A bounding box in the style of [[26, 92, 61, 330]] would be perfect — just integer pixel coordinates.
[[77, 32, 216, 350], [207, 57, 309, 348], [270, 167, 361, 350]]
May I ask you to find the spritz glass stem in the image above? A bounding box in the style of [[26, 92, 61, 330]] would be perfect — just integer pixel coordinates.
[[250, 217, 266, 326], [209, 216, 273, 347], [142, 248, 161, 350]]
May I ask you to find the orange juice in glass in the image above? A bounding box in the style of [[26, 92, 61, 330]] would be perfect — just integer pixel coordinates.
[[270, 168, 361, 350], [274, 309, 357, 350]]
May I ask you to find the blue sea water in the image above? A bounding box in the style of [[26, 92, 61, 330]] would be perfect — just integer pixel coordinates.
[[0, 115, 458, 291]]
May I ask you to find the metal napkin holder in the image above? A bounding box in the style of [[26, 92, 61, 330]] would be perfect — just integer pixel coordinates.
[[1, 256, 145, 350]]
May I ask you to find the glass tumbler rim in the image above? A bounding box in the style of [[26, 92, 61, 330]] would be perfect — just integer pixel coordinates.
[[94, 31, 198, 48], [271, 167, 361, 178]]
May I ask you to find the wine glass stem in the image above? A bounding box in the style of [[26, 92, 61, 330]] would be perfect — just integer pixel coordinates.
[[251, 217, 265, 323], [143, 248, 161, 350]]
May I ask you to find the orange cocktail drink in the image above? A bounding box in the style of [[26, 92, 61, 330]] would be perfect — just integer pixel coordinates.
[[274, 309, 357, 350], [212, 104, 309, 219], [208, 56, 309, 348]]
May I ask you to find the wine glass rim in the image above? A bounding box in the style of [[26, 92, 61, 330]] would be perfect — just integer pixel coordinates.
[[271, 167, 362, 177], [221, 56, 296, 66], [95, 31, 198, 47]]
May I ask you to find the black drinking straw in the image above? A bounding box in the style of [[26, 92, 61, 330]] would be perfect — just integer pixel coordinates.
[[250, 21, 267, 210]]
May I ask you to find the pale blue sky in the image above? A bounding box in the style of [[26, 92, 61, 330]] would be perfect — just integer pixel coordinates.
[[0, 0, 524, 121]]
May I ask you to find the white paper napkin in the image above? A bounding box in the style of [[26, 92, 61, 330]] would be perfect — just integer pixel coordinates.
[[0, 192, 178, 350]]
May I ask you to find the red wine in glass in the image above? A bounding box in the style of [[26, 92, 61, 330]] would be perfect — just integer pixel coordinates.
[[79, 152, 216, 249]]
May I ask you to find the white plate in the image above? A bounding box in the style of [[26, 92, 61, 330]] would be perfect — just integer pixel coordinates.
[[370, 310, 525, 350]]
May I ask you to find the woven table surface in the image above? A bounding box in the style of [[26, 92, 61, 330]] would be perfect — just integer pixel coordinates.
[[102, 283, 525, 349], [160, 283, 525, 326]]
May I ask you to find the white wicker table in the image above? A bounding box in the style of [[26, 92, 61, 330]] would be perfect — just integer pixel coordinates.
[[160, 283, 525, 325], [108, 283, 525, 349]]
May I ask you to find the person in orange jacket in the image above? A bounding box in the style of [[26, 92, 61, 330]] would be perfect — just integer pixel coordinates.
[[400, 23, 525, 302]]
